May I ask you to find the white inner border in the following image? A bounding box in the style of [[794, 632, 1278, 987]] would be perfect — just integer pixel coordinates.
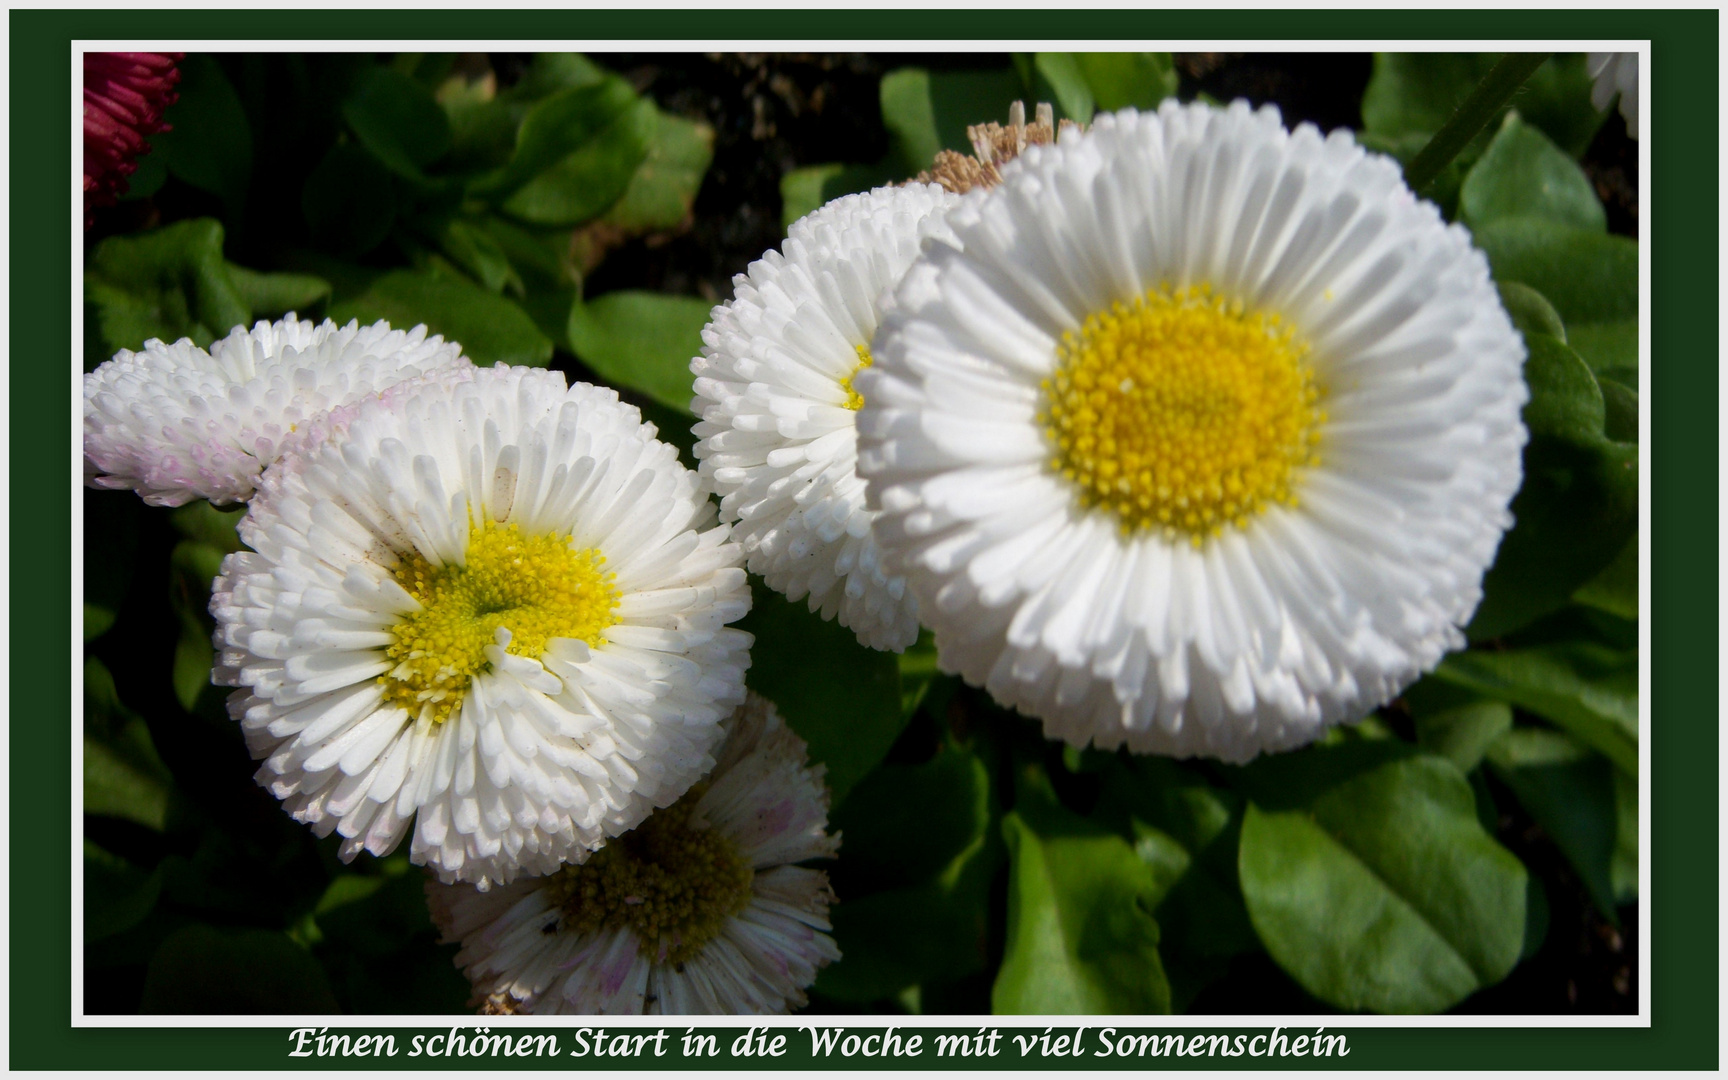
[[69, 38, 1654, 1035]]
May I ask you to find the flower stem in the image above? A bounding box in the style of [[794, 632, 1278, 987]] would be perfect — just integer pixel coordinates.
[[1403, 52, 1553, 192]]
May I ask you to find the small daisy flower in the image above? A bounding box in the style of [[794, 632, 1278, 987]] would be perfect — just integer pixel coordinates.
[[211, 365, 753, 888], [83, 51, 181, 226], [427, 692, 839, 1015], [691, 183, 961, 652], [856, 101, 1528, 762], [84, 315, 472, 507], [1587, 53, 1639, 139]]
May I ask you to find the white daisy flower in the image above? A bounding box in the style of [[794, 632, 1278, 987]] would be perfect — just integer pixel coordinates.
[[691, 183, 961, 652], [211, 364, 753, 888], [1587, 52, 1639, 139], [856, 101, 1528, 762], [84, 315, 472, 507], [427, 692, 840, 1015]]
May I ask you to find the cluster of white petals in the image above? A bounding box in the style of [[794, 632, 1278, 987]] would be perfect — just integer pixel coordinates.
[[211, 364, 753, 888], [856, 101, 1528, 761], [84, 316, 471, 506], [428, 693, 840, 1014], [692, 184, 960, 652], [1587, 52, 1639, 139]]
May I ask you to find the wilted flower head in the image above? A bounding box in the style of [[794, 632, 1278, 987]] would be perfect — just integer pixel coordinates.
[[83, 52, 182, 226]]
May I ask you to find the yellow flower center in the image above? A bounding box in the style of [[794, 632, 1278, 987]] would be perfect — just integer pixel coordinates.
[[379, 520, 619, 724], [544, 785, 755, 965], [840, 344, 873, 410], [1039, 283, 1325, 544]]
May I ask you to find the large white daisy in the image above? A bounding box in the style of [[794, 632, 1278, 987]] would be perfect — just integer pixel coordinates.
[[211, 364, 753, 888], [84, 315, 472, 506], [427, 692, 840, 1015], [856, 101, 1528, 762], [691, 183, 960, 652]]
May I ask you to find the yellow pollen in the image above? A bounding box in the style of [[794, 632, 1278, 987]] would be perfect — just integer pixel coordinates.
[[543, 785, 754, 965], [379, 520, 619, 724], [840, 344, 873, 410], [1038, 283, 1326, 544]]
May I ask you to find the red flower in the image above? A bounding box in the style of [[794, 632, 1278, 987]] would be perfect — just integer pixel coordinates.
[[83, 52, 183, 227]]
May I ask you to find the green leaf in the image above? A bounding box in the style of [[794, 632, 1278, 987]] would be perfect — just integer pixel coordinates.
[[84, 658, 173, 831], [601, 111, 714, 233], [168, 500, 245, 552], [818, 747, 997, 1001], [498, 53, 607, 104], [85, 841, 163, 943], [1485, 728, 1619, 921], [1473, 218, 1637, 327], [1567, 320, 1639, 381], [1031, 53, 1096, 123], [224, 265, 330, 320], [1412, 699, 1514, 774], [85, 218, 249, 359], [330, 268, 552, 367], [341, 65, 452, 180], [83, 490, 139, 639], [1573, 535, 1638, 621], [416, 215, 523, 295], [301, 141, 397, 257], [1433, 643, 1637, 776], [502, 97, 656, 227], [1074, 52, 1178, 112], [141, 925, 340, 1014], [994, 801, 1171, 1014], [880, 66, 1026, 176], [733, 581, 903, 807], [1469, 335, 1638, 638], [1611, 768, 1638, 903], [897, 629, 943, 718], [1495, 281, 1566, 343], [1460, 112, 1605, 232], [169, 539, 224, 711], [1239, 756, 1527, 1014], [1363, 53, 1603, 160], [567, 291, 712, 413], [153, 55, 253, 216]]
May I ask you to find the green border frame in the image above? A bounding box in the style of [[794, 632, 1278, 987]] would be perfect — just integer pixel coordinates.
[[20, 8, 1715, 1071]]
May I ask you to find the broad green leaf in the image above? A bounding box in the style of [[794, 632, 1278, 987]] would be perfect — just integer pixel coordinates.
[[1485, 727, 1618, 921], [225, 264, 330, 320], [897, 629, 943, 718], [84, 658, 173, 831], [601, 111, 715, 233], [1612, 768, 1638, 903], [141, 925, 339, 1013], [818, 747, 997, 1001], [994, 802, 1171, 1014], [1433, 643, 1637, 775], [1469, 335, 1638, 638], [567, 291, 712, 413], [417, 216, 523, 294], [85, 218, 249, 360], [1573, 536, 1638, 620], [734, 581, 903, 806], [832, 748, 990, 890], [169, 539, 224, 711], [472, 215, 578, 294], [1239, 756, 1527, 1014], [168, 501, 245, 552], [302, 141, 397, 257], [1362, 53, 1603, 160], [1412, 699, 1514, 774], [1459, 112, 1605, 232], [341, 65, 452, 181], [498, 52, 606, 104], [880, 66, 1026, 177], [1495, 281, 1566, 344], [1075, 52, 1178, 111], [473, 76, 645, 204], [1597, 376, 1638, 444], [153, 55, 253, 216], [1567, 320, 1639, 381], [1473, 218, 1636, 327], [502, 97, 656, 227], [330, 269, 552, 368], [1032, 53, 1096, 123], [85, 840, 163, 942]]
